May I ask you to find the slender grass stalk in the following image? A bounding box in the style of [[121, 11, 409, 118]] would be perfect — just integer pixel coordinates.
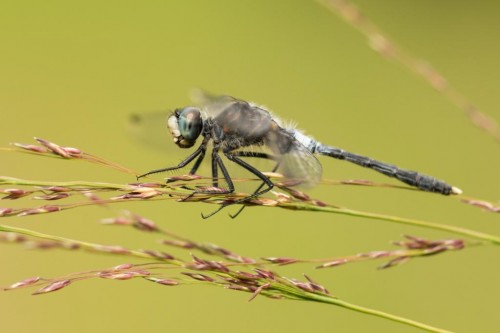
[[2, 175, 499, 245], [1, 171, 499, 249], [282, 203, 500, 245], [1, 138, 497, 333], [0, 224, 184, 265], [315, 0, 500, 143], [301, 293, 454, 333], [1, 221, 455, 333]]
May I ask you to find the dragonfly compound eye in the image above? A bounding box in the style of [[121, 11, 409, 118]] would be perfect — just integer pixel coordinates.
[[168, 107, 203, 148]]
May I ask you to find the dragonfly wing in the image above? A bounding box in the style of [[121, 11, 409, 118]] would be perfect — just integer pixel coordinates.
[[190, 89, 242, 117], [277, 142, 323, 188], [127, 111, 172, 152]]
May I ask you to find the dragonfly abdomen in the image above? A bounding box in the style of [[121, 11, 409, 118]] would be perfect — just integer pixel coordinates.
[[316, 145, 461, 195]]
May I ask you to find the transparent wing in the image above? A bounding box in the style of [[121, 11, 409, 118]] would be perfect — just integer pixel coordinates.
[[277, 140, 323, 188], [126, 111, 172, 152], [190, 89, 240, 117]]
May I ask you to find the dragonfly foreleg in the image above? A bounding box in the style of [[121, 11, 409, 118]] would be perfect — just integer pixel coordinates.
[[137, 142, 207, 179], [188, 147, 206, 175]]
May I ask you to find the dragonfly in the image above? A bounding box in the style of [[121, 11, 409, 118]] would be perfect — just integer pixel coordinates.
[[137, 92, 461, 218]]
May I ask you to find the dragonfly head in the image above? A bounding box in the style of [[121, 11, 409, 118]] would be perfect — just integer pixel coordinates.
[[168, 107, 203, 148]]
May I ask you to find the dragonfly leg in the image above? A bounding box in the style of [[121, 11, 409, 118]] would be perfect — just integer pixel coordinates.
[[137, 141, 207, 179], [201, 150, 276, 219], [230, 151, 277, 160], [199, 150, 236, 219], [226, 151, 280, 219], [224, 151, 274, 207], [211, 148, 219, 188], [188, 147, 206, 175]]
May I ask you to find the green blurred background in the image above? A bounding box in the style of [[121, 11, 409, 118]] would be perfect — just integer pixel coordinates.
[[1, 1, 499, 332]]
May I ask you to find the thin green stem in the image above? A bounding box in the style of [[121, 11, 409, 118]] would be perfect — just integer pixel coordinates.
[[263, 279, 454, 333], [304, 292, 454, 333], [2, 176, 499, 245], [0, 176, 132, 190], [0, 224, 183, 265], [281, 203, 500, 245]]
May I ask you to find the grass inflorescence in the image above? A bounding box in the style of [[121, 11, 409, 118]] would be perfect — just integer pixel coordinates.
[[1, 4, 498, 333], [1, 137, 498, 333], [2, 207, 457, 333]]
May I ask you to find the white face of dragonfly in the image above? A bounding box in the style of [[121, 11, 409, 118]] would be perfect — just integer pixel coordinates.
[[167, 107, 203, 148]]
